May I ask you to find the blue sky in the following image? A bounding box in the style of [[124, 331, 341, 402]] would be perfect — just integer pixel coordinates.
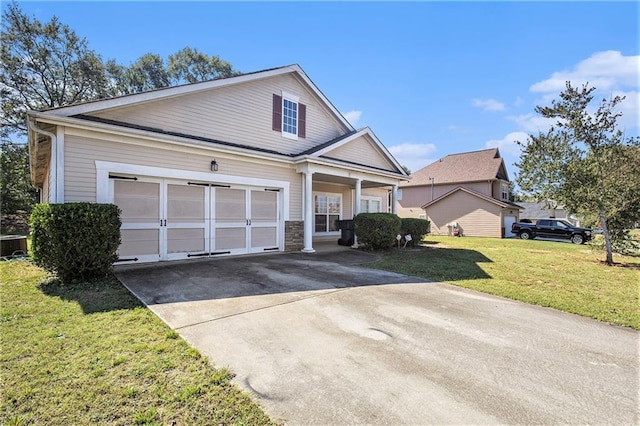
[[13, 1, 640, 179]]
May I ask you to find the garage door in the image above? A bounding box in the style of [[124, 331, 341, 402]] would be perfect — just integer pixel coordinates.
[[503, 215, 517, 238], [113, 176, 280, 262]]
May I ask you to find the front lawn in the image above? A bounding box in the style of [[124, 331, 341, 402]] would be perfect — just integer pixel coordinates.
[[367, 236, 640, 329], [0, 260, 273, 425]]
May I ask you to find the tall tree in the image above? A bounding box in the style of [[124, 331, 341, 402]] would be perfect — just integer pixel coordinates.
[[1, 2, 109, 138], [168, 47, 236, 84], [1, 141, 38, 212], [516, 82, 640, 264]]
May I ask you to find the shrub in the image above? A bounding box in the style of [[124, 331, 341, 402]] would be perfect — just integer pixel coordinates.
[[400, 218, 430, 246], [354, 213, 401, 250], [30, 203, 121, 281]]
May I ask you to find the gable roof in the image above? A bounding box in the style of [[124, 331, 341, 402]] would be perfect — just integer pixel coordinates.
[[403, 148, 509, 187], [421, 186, 523, 210], [38, 64, 355, 132]]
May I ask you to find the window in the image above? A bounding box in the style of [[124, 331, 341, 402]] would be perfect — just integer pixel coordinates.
[[360, 196, 382, 213], [282, 98, 297, 136], [272, 92, 306, 139], [314, 193, 341, 233], [501, 183, 509, 200]]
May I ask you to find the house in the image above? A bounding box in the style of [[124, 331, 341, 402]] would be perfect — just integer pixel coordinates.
[[27, 64, 408, 263], [397, 148, 521, 238], [518, 201, 580, 226]]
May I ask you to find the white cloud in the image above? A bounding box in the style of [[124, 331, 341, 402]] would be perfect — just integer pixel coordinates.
[[514, 96, 524, 107], [471, 98, 506, 112], [485, 131, 530, 157], [388, 142, 437, 174], [506, 113, 556, 134], [530, 50, 639, 93], [342, 110, 362, 126]]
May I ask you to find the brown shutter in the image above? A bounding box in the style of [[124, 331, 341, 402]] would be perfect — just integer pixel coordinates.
[[272, 94, 282, 131], [298, 103, 306, 138]]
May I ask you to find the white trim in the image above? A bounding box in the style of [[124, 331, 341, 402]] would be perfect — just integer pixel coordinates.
[[281, 90, 299, 103], [95, 161, 290, 221], [55, 126, 65, 202]]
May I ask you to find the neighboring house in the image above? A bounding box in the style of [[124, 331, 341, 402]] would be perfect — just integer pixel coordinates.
[[397, 148, 522, 238], [518, 202, 581, 226], [27, 64, 408, 263]]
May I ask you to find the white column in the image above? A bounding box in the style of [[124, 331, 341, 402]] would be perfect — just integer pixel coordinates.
[[392, 185, 398, 214], [302, 171, 315, 253], [352, 178, 362, 248]]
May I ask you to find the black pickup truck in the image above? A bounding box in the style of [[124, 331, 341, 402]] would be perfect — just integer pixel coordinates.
[[511, 219, 593, 244]]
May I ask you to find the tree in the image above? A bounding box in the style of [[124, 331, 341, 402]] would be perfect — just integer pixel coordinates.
[[168, 47, 236, 84], [1, 2, 110, 138], [1, 141, 38, 213], [401, 165, 411, 175], [516, 82, 640, 264], [1, 3, 239, 215]]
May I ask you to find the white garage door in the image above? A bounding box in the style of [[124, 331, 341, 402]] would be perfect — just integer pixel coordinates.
[[113, 176, 280, 263], [503, 215, 517, 238]]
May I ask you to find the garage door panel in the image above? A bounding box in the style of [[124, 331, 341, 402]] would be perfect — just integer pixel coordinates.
[[167, 185, 205, 222], [215, 188, 246, 223], [251, 227, 277, 249], [215, 228, 247, 251], [251, 191, 278, 221], [119, 229, 159, 256], [115, 181, 160, 223], [167, 228, 205, 254]]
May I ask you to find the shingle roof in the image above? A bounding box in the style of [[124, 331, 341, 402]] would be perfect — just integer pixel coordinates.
[[402, 148, 509, 187]]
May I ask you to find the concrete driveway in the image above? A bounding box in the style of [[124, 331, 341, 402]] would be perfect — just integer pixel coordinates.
[[116, 247, 638, 425]]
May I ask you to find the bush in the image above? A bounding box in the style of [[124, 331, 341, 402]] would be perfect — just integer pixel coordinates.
[[400, 218, 430, 246], [354, 213, 401, 250], [30, 203, 121, 281]]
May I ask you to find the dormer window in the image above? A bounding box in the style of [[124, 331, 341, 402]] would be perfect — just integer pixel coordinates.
[[272, 92, 306, 139], [501, 182, 509, 200]]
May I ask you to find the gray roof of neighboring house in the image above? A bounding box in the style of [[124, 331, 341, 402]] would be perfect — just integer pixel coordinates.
[[401, 148, 509, 187], [519, 202, 567, 219]]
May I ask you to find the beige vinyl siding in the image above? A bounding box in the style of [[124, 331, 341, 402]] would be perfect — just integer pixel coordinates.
[[63, 133, 302, 219], [324, 136, 396, 171], [89, 74, 345, 156], [397, 182, 493, 218], [425, 190, 502, 238]]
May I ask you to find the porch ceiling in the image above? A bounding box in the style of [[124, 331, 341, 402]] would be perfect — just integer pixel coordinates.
[[313, 173, 390, 188]]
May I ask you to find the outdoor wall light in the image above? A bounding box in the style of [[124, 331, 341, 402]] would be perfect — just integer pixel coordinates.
[[210, 160, 218, 172]]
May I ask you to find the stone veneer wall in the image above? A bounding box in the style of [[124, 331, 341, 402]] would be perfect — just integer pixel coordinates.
[[284, 221, 304, 251]]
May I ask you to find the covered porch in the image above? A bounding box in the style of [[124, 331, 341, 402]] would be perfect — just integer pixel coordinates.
[[297, 161, 403, 253]]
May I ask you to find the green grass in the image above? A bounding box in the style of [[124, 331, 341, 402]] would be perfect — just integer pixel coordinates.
[[0, 260, 273, 425], [367, 236, 640, 329]]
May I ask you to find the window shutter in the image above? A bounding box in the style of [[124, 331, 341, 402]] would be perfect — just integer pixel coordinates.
[[298, 103, 306, 138], [272, 94, 282, 131]]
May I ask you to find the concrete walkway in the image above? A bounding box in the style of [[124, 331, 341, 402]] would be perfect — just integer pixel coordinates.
[[116, 246, 639, 425]]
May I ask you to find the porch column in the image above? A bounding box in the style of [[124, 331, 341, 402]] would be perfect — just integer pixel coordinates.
[[352, 178, 362, 248], [392, 185, 398, 214], [302, 171, 315, 253]]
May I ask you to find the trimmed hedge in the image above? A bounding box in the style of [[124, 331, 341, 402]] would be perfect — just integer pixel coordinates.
[[354, 213, 401, 250], [401, 218, 430, 247], [30, 203, 121, 282]]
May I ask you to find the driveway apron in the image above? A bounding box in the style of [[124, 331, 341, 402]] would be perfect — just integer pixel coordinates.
[[116, 249, 639, 425]]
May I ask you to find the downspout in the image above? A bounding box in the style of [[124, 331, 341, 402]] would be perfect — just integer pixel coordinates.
[[28, 119, 58, 203]]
